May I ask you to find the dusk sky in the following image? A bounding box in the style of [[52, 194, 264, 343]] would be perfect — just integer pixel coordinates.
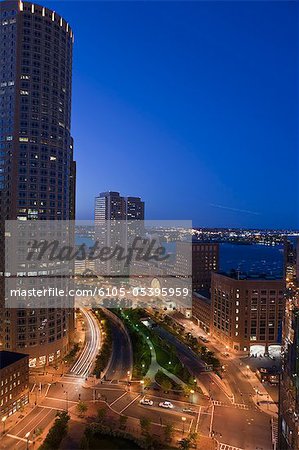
[[44, 1, 297, 228]]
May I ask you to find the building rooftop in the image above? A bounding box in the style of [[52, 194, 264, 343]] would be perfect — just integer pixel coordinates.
[[217, 270, 283, 281], [193, 290, 211, 302], [0, 351, 28, 369]]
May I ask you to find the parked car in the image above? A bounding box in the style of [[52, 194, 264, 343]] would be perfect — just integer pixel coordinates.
[[140, 398, 153, 406], [159, 401, 174, 409], [182, 407, 196, 414]]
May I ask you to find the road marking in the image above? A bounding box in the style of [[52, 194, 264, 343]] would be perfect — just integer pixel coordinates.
[[14, 409, 54, 447], [212, 400, 249, 410], [109, 391, 128, 407], [209, 403, 215, 437], [218, 443, 244, 450], [39, 405, 65, 411], [188, 418, 193, 433], [45, 383, 51, 397], [45, 396, 78, 404], [6, 434, 33, 443], [195, 406, 201, 433], [119, 394, 141, 414], [30, 383, 36, 393], [9, 407, 45, 435]]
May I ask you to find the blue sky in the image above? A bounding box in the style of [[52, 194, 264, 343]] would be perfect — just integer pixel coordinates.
[[44, 1, 297, 228]]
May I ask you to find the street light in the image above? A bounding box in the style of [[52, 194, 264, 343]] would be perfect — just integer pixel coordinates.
[[2, 416, 7, 435], [64, 390, 69, 412], [25, 431, 30, 450], [190, 389, 195, 404], [181, 416, 186, 436]]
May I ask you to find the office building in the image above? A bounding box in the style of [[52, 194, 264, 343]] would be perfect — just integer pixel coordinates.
[[211, 272, 285, 353], [192, 291, 211, 334], [0, 1, 75, 366], [176, 242, 219, 291], [0, 351, 29, 419]]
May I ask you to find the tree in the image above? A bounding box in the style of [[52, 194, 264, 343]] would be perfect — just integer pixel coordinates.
[[160, 378, 172, 392], [76, 401, 88, 417], [97, 407, 107, 423], [119, 415, 128, 430], [143, 377, 152, 388], [188, 432, 198, 446], [178, 438, 191, 450], [163, 423, 174, 442], [140, 416, 151, 435]]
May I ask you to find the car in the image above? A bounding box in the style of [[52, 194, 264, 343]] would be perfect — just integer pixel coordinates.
[[222, 352, 229, 357], [182, 407, 196, 414], [159, 401, 174, 409], [140, 398, 153, 406]]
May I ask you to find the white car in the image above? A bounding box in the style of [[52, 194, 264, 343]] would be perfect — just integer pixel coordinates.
[[159, 401, 174, 409], [140, 398, 153, 406]]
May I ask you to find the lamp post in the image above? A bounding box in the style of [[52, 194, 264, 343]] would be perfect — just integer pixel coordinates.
[[181, 416, 186, 436], [127, 371, 130, 391], [140, 380, 144, 395], [64, 390, 69, 412], [246, 365, 250, 378], [25, 431, 30, 450], [2, 416, 7, 435], [190, 389, 195, 404]]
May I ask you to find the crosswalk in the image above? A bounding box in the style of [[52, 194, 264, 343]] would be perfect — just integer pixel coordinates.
[[212, 400, 249, 410], [218, 443, 244, 450], [271, 417, 278, 446]]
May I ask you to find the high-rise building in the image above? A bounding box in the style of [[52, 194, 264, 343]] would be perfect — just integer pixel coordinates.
[[125, 196, 144, 221], [94, 192, 144, 224], [211, 272, 285, 353], [176, 242, 219, 292], [94, 191, 126, 225], [94, 192, 144, 276], [0, 1, 75, 366]]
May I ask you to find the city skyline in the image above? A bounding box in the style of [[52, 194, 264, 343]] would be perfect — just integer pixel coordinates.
[[41, 0, 297, 228]]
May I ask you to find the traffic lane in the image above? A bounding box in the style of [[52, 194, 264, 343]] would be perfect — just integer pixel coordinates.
[[213, 405, 272, 450], [171, 317, 259, 404], [124, 402, 194, 430], [222, 363, 255, 405], [2, 407, 57, 450], [154, 327, 229, 402], [105, 319, 132, 381]]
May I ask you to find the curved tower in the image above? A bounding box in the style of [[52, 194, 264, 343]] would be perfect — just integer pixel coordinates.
[[0, 1, 76, 367]]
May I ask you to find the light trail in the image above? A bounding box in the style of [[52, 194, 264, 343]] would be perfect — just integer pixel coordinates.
[[69, 308, 101, 377]]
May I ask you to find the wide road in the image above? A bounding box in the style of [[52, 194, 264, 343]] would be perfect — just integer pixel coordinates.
[[102, 309, 133, 382], [69, 308, 101, 377], [153, 325, 229, 402]]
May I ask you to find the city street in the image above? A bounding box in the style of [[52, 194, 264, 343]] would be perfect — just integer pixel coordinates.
[[69, 308, 101, 377], [102, 309, 133, 382]]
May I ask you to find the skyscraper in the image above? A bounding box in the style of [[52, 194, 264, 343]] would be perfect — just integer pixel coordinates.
[[0, 1, 75, 367], [94, 192, 144, 276], [94, 192, 144, 223]]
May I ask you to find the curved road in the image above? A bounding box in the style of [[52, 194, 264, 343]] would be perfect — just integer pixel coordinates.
[[69, 308, 101, 377], [102, 309, 133, 382]]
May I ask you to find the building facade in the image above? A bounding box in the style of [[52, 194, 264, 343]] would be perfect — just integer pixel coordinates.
[[0, 1, 76, 366], [192, 291, 211, 334], [211, 272, 285, 353], [176, 242, 219, 292], [0, 351, 29, 419]]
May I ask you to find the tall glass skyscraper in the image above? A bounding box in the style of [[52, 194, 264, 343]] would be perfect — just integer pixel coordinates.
[[0, 1, 76, 367]]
